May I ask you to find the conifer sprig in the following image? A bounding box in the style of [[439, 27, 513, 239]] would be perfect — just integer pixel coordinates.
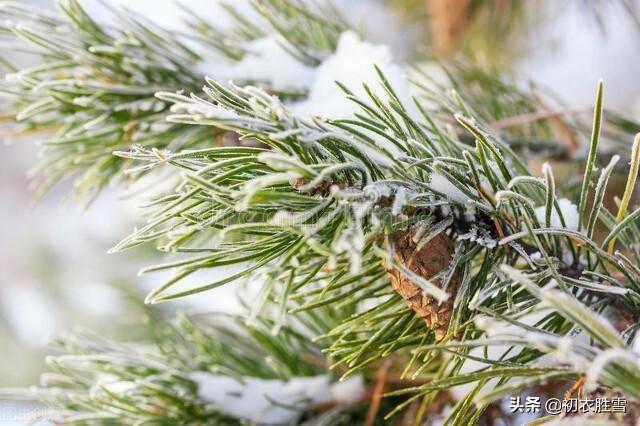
[[0, 311, 338, 425], [113, 75, 640, 404], [0, 0, 349, 202], [2, 0, 640, 424]]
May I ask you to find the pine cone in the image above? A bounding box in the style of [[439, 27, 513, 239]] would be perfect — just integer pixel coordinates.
[[387, 228, 458, 340]]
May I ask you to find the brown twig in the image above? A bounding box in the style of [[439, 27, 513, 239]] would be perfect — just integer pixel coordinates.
[[564, 375, 585, 400], [490, 108, 589, 130], [365, 361, 390, 426], [426, 0, 470, 55]]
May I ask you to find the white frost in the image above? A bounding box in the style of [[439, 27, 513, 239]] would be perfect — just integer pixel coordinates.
[[534, 198, 579, 230], [291, 31, 417, 120], [169, 99, 239, 120], [189, 372, 365, 425]]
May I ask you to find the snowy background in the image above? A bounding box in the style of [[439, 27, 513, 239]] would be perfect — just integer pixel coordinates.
[[1, 0, 639, 424]]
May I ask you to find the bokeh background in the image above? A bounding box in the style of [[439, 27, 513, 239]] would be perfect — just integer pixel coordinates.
[[1, 0, 639, 424]]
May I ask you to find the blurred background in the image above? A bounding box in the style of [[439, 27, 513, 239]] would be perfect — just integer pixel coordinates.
[[1, 0, 639, 424]]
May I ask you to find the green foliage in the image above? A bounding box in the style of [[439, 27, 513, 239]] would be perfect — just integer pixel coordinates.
[[0, 311, 332, 425], [0, 0, 349, 203], [2, 0, 640, 424], [0, 0, 211, 202], [113, 74, 640, 418]]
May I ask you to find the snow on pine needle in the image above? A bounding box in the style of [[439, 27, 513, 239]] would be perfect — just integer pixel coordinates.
[[2, 0, 640, 424], [0, 0, 349, 202], [4, 311, 363, 425], [118, 67, 640, 408]]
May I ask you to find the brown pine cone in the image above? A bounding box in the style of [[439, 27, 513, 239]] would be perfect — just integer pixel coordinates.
[[387, 228, 458, 340]]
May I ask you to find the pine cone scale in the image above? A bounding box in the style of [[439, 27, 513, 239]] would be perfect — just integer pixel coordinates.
[[387, 229, 458, 340]]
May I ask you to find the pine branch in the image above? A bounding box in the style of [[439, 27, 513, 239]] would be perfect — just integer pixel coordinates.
[[113, 74, 640, 405], [0, 0, 349, 203], [1, 310, 337, 425], [2, 0, 640, 423]]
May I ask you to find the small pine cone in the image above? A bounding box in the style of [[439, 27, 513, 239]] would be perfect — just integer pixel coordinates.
[[387, 228, 458, 340]]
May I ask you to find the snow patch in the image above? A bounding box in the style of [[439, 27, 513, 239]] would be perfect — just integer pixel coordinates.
[[534, 198, 579, 230], [189, 372, 365, 425], [330, 375, 366, 404], [429, 172, 469, 204], [291, 31, 416, 120], [201, 35, 315, 90]]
